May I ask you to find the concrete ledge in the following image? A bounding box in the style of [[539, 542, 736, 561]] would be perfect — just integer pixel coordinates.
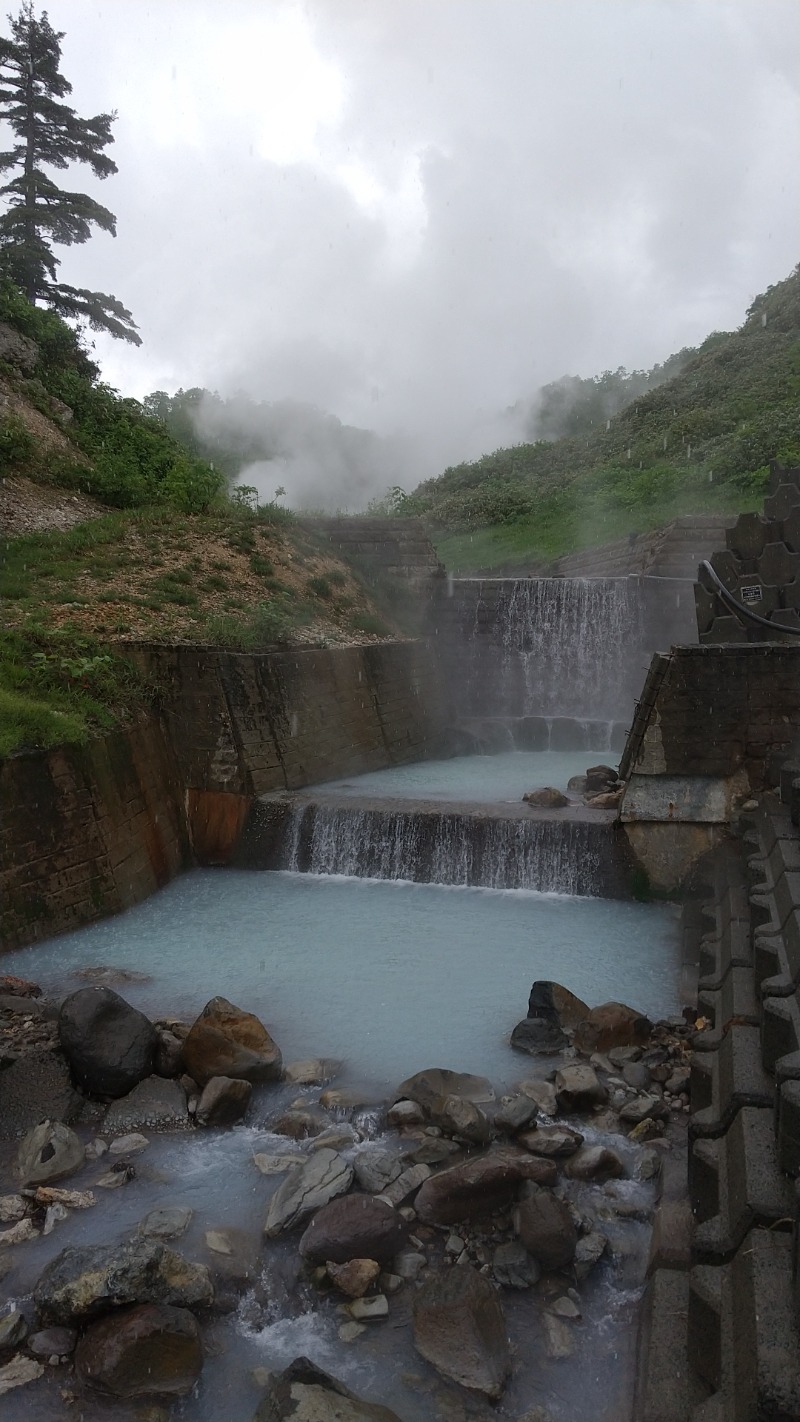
[[634, 1269, 695, 1422], [690, 1025, 774, 1139], [695, 967, 759, 1052], [697, 920, 752, 991]]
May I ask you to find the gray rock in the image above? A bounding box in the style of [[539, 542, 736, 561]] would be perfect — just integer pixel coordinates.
[[75, 1302, 202, 1398], [619, 1094, 668, 1125], [564, 1146, 625, 1181], [518, 1078, 558, 1116], [154, 1029, 184, 1078], [59, 988, 158, 1099], [272, 1108, 328, 1140], [264, 1149, 354, 1237], [494, 1094, 538, 1134], [394, 1250, 426, 1281], [196, 1076, 252, 1126], [522, 787, 568, 808], [573, 1229, 608, 1279], [375, 1163, 431, 1208], [514, 1192, 577, 1271], [28, 1326, 76, 1358], [108, 1133, 149, 1156], [428, 1094, 492, 1144], [492, 1240, 540, 1289], [412, 1264, 511, 1399], [0, 1309, 27, 1353], [395, 1068, 495, 1112], [33, 1240, 213, 1323], [253, 1357, 403, 1420], [665, 1067, 691, 1095], [554, 1063, 608, 1111], [0, 1354, 45, 1397], [0, 1051, 84, 1139], [510, 1017, 568, 1054], [387, 1099, 425, 1128], [543, 1312, 575, 1359], [622, 1062, 652, 1091], [299, 1194, 407, 1265], [312, 1126, 359, 1152], [405, 1136, 460, 1166], [283, 1058, 338, 1086], [347, 1294, 388, 1321], [517, 1125, 584, 1158], [104, 1076, 189, 1133], [608, 1046, 643, 1066], [353, 1150, 403, 1195], [16, 1120, 84, 1188], [138, 1206, 193, 1240], [0, 321, 38, 373]]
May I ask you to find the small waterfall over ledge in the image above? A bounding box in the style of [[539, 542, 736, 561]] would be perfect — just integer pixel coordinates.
[[238, 796, 633, 898], [434, 576, 648, 722]]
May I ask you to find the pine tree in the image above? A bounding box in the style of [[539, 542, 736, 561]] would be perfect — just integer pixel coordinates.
[[0, 3, 140, 343]]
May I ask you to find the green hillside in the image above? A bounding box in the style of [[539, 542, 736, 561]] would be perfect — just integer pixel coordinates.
[[406, 264, 800, 571]]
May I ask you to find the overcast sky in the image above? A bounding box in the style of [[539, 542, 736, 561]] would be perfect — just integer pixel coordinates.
[[6, 0, 800, 493]]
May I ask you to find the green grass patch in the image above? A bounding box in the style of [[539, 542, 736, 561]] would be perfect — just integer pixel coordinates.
[[307, 575, 333, 599], [350, 610, 391, 636], [250, 554, 275, 578]]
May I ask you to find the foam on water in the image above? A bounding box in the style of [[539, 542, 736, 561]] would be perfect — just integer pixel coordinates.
[[4, 868, 681, 1089]]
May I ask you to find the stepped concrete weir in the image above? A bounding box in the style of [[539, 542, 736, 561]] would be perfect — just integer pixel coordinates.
[[237, 792, 634, 896]]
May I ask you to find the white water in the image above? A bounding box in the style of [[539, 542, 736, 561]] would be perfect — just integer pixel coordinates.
[[3, 869, 680, 1090]]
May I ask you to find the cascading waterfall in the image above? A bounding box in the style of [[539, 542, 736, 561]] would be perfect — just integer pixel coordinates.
[[270, 801, 623, 896]]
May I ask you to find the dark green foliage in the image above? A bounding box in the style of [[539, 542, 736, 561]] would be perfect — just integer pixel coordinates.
[[409, 264, 800, 566], [250, 553, 275, 577], [0, 411, 34, 463], [203, 599, 310, 650], [0, 4, 139, 342], [350, 610, 390, 637], [307, 574, 332, 599]]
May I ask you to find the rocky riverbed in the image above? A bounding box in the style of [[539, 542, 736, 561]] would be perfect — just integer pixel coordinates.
[[0, 972, 692, 1420]]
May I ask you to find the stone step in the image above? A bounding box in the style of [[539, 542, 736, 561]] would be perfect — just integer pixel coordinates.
[[690, 1024, 774, 1139], [690, 1106, 794, 1261], [695, 967, 759, 1052]]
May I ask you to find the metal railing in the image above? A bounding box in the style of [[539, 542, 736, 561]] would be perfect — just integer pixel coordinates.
[[699, 559, 800, 637]]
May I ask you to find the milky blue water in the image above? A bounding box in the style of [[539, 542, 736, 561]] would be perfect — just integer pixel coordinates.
[[6, 868, 680, 1090], [313, 749, 600, 801]]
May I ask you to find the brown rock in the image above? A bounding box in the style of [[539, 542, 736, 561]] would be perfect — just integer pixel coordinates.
[[75, 1303, 202, 1398], [517, 1125, 584, 1158], [573, 1002, 652, 1054], [299, 1194, 407, 1264], [586, 790, 624, 809], [412, 1264, 510, 1399], [195, 1076, 251, 1126], [564, 1145, 625, 1181], [522, 787, 569, 808], [415, 1150, 556, 1225], [326, 1258, 381, 1298], [182, 998, 282, 1087], [427, 1094, 492, 1144], [515, 1192, 577, 1270], [554, 1062, 608, 1111]]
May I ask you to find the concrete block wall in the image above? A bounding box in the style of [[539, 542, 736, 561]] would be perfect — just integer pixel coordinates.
[[696, 462, 800, 641], [299, 516, 444, 581], [635, 795, 800, 1420]]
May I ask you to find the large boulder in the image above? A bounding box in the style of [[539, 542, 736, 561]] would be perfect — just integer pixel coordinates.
[[103, 1076, 189, 1133], [0, 1051, 85, 1139], [514, 1191, 577, 1271], [554, 1062, 608, 1112], [522, 787, 568, 808], [182, 997, 282, 1087], [511, 981, 588, 1055], [264, 1150, 353, 1237], [16, 1120, 84, 1187], [395, 1068, 495, 1113], [427, 1094, 492, 1144], [412, 1264, 511, 1399], [75, 1303, 202, 1398], [573, 1001, 652, 1054], [299, 1194, 407, 1265], [58, 988, 158, 1098], [253, 1357, 403, 1420], [33, 1241, 213, 1324], [414, 1150, 556, 1225], [195, 1076, 252, 1126]]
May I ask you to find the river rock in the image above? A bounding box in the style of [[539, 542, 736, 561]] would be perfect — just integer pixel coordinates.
[[518, 1078, 558, 1115], [412, 1264, 510, 1399], [0, 1050, 85, 1139], [196, 1076, 252, 1126], [543, 1312, 575, 1359], [0, 1308, 27, 1352], [585, 764, 619, 792], [522, 787, 568, 808], [517, 1124, 584, 1158], [327, 1258, 381, 1298], [0, 1195, 26, 1222], [514, 1192, 577, 1270], [347, 1294, 388, 1321], [375, 1162, 431, 1208], [28, 1326, 76, 1358], [428, 1093, 492, 1144], [574, 1229, 608, 1279], [415, 1150, 556, 1225], [0, 973, 41, 998], [512, 980, 589, 1056], [138, 1206, 193, 1241], [353, 1150, 403, 1195], [387, 1099, 425, 1128], [494, 1094, 538, 1133], [75, 1303, 202, 1397], [619, 1093, 668, 1125], [395, 1068, 495, 1112], [554, 1062, 608, 1111], [0, 1354, 44, 1397], [264, 1149, 354, 1237], [299, 1194, 407, 1264], [492, 1240, 540, 1289], [272, 1108, 327, 1140], [0, 1217, 39, 1247], [253, 1356, 403, 1420], [573, 1001, 652, 1054], [58, 987, 158, 1098], [394, 1249, 426, 1281], [16, 1120, 84, 1187], [108, 1132, 149, 1156], [33, 1240, 213, 1323], [586, 789, 624, 809], [183, 997, 282, 1088], [405, 1135, 460, 1166], [154, 1029, 184, 1078], [622, 1062, 652, 1091], [104, 1076, 189, 1133], [313, 1125, 360, 1152], [564, 1145, 625, 1181]]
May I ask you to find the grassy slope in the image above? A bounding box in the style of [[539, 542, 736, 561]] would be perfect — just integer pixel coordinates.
[[411, 265, 800, 572]]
